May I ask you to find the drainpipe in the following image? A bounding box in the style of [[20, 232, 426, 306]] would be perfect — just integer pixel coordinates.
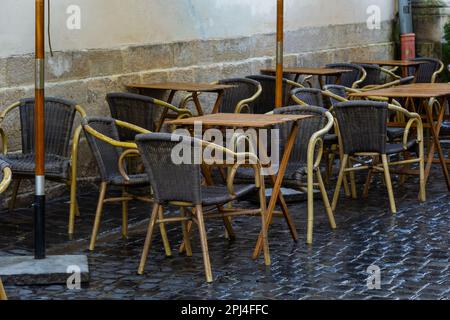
[[398, 0, 416, 60]]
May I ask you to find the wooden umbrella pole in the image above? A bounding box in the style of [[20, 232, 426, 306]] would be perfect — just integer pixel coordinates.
[[275, 0, 284, 108], [35, 0, 46, 259]]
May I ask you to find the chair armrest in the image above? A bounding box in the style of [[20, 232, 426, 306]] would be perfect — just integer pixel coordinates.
[[309, 111, 334, 169], [352, 68, 367, 89], [118, 149, 142, 182], [83, 120, 150, 149], [0, 128, 8, 155], [235, 84, 262, 113], [0, 167, 12, 194], [380, 67, 401, 80], [200, 139, 262, 196], [286, 79, 305, 89], [154, 98, 193, 117], [431, 60, 444, 83], [75, 105, 87, 118], [388, 104, 423, 149]]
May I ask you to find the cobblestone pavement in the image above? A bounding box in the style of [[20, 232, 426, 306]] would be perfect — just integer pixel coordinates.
[[0, 164, 449, 300]]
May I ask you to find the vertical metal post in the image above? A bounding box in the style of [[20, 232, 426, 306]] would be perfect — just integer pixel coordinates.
[[35, 0, 46, 259], [275, 0, 284, 108]]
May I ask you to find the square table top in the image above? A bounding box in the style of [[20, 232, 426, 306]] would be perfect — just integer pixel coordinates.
[[127, 82, 235, 92], [166, 113, 312, 128], [349, 83, 450, 99], [261, 67, 353, 76], [352, 60, 425, 67]]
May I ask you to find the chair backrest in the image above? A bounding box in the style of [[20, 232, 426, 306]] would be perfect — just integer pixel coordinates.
[[333, 101, 388, 155], [273, 106, 328, 165], [246, 75, 294, 114], [325, 63, 365, 88], [216, 78, 261, 113], [136, 132, 202, 204], [260, 70, 297, 82], [411, 57, 443, 83], [323, 85, 349, 107], [19, 97, 76, 157], [107, 93, 160, 140], [291, 88, 325, 107], [82, 117, 124, 182], [358, 64, 382, 87]]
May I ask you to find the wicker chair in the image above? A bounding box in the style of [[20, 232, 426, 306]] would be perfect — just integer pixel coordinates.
[[274, 106, 336, 244], [356, 64, 405, 88], [81, 117, 162, 251], [290, 88, 354, 189], [0, 160, 12, 301], [325, 63, 367, 89], [235, 106, 336, 244], [214, 78, 262, 113], [246, 75, 303, 114], [135, 132, 270, 282], [410, 57, 444, 83], [0, 97, 86, 236], [331, 101, 425, 214], [107, 93, 192, 136]]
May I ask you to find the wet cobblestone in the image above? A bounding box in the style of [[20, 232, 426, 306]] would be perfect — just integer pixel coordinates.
[[0, 165, 449, 300]]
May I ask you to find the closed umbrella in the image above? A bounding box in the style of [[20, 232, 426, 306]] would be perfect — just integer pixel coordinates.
[[35, 0, 46, 259], [275, 0, 284, 108]]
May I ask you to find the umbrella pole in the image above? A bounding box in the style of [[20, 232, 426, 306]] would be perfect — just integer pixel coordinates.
[[275, 0, 284, 108], [34, 0, 46, 259]]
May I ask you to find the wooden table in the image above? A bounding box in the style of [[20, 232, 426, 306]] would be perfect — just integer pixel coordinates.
[[167, 113, 313, 257], [127, 82, 235, 116], [352, 59, 426, 78], [261, 67, 352, 89], [350, 83, 450, 190]]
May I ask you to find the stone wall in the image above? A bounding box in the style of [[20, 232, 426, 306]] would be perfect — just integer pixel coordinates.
[[412, 0, 450, 57], [0, 20, 395, 205]]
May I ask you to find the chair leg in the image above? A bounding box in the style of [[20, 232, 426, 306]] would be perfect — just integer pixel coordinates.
[[138, 204, 160, 275], [222, 215, 236, 241], [258, 179, 270, 266], [337, 143, 351, 198], [0, 278, 7, 300], [8, 179, 21, 212], [381, 154, 397, 214], [399, 152, 409, 186], [195, 205, 213, 283], [68, 171, 78, 237], [306, 161, 315, 245], [316, 169, 336, 230], [180, 208, 192, 257], [332, 154, 349, 211], [89, 182, 107, 251], [419, 142, 426, 202], [75, 200, 81, 217], [121, 187, 128, 239], [158, 206, 172, 257], [348, 158, 358, 199], [363, 156, 379, 198]]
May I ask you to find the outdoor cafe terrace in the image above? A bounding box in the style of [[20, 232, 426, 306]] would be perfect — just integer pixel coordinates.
[[0, 0, 449, 302]]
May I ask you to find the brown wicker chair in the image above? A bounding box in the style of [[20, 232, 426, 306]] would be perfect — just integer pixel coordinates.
[[81, 117, 159, 251], [331, 101, 425, 214], [0, 159, 12, 301], [410, 57, 444, 83], [135, 132, 270, 282], [214, 78, 262, 113], [325, 63, 367, 89], [0, 97, 86, 236], [107, 92, 192, 135]]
